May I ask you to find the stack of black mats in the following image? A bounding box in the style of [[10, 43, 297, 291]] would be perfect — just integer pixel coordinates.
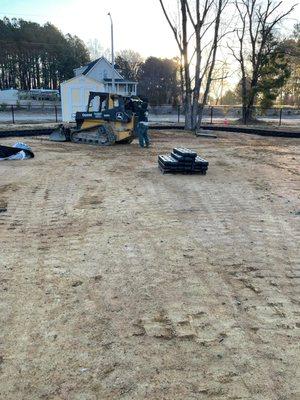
[[158, 147, 208, 174]]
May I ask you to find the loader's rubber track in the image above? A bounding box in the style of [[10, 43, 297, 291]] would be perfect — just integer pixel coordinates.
[[70, 124, 116, 146]]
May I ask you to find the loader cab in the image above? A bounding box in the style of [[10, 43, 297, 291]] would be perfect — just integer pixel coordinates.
[[75, 92, 148, 130], [87, 92, 108, 112], [86, 92, 148, 118], [87, 92, 126, 113]]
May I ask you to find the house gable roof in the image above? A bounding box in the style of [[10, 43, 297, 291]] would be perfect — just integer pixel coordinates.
[[60, 74, 103, 86], [78, 56, 124, 80], [82, 58, 100, 75]]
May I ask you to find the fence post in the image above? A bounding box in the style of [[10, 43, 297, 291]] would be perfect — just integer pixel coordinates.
[[279, 108, 282, 126], [210, 106, 213, 124], [55, 105, 58, 123], [177, 105, 180, 123], [11, 105, 15, 124]]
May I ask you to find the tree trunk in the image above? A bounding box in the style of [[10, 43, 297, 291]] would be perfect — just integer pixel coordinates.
[[179, 62, 185, 106], [198, 105, 204, 128], [180, 0, 192, 130], [184, 91, 192, 130], [192, 33, 201, 130], [191, 91, 200, 130]]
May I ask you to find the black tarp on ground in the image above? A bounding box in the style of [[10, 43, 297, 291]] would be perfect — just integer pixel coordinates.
[[0, 143, 34, 160]]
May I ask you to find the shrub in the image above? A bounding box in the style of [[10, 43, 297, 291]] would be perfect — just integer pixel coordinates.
[[0, 103, 7, 111]]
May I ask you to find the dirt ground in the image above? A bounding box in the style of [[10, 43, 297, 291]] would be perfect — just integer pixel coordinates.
[[0, 130, 299, 400]]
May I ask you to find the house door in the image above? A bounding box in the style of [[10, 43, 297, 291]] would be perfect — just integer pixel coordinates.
[[68, 86, 102, 120], [69, 87, 86, 118]]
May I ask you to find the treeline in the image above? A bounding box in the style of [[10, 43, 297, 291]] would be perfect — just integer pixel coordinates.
[[214, 24, 300, 108], [115, 51, 181, 105], [3, 16, 298, 108], [0, 18, 90, 90], [116, 33, 300, 108]]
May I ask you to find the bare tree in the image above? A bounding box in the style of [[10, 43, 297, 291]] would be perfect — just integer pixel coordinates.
[[87, 39, 103, 60], [229, 0, 295, 123], [207, 60, 230, 105], [159, 0, 229, 130], [115, 49, 143, 81], [86, 38, 111, 61]]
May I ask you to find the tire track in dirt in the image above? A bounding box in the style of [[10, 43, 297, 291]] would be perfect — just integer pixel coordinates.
[[0, 133, 299, 399]]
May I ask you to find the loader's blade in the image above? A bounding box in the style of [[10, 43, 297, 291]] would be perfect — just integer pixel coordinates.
[[49, 129, 68, 142]]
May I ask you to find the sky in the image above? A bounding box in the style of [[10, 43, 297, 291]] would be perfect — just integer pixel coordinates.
[[1, 0, 299, 61], [0, 0, 179, 58]]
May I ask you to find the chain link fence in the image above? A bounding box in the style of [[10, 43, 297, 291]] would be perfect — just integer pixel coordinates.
[[0, 104, 61, 124], [149, 105, 300, 126], [1, 103, 299, 126]]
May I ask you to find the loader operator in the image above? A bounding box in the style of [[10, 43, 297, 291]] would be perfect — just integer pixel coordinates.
[[136, 104, 150, 148]]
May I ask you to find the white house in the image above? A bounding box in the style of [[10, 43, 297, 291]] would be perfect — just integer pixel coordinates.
[[61, 57, 138, 122]]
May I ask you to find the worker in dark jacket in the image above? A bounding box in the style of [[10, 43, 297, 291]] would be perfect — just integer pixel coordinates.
[[137, 101, 150, 148]]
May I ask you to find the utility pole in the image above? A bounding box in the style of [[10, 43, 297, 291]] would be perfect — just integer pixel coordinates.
[[108, 12, 115, 94]]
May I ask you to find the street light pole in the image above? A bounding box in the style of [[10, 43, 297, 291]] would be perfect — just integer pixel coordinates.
[[107, 12, 115, 94]]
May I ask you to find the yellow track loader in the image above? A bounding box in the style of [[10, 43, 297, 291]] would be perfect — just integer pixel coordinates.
[[50, 92, 148, 146]]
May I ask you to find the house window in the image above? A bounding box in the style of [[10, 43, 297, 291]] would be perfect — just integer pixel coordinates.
[[103, 69, 108, 79]]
